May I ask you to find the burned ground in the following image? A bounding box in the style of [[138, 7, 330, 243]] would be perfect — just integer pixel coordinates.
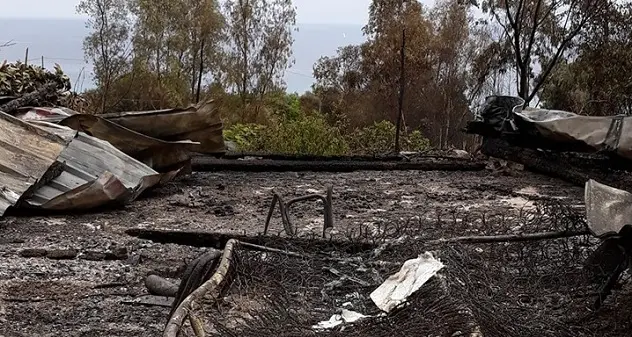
[[1, 169, 629, 336]]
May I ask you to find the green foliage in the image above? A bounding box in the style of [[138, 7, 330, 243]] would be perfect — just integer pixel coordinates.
[[265, 91, 301, 120], [406, 130, 431, 152], [282, 93, 301, 120], [263, 112, 349, 156], [223, 93, 432, 156], [347, 121, 431, 155], [223, 123, 267, 151], [347, 120, 397, 155]]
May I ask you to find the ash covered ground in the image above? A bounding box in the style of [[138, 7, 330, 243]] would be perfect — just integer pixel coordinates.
[[2, 169, 625, 336]]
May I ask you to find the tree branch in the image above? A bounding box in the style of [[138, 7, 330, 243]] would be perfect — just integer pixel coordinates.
[[0, 40, 15, 49], [426, 230, 589, 245], [524, 0, 544, 65]]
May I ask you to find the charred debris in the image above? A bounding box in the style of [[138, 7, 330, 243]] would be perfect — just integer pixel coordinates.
[[467, 95, 632, 311], [3, 64, 632, 337]]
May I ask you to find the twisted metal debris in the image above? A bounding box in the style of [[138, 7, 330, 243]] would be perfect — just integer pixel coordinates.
[[264, 185, 334, 237], [160, 200, 632, 337]]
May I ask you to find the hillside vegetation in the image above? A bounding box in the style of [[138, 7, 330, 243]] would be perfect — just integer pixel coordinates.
[[26, 0, 632, 154]]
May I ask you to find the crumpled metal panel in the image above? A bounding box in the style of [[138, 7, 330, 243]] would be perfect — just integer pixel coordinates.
[[474, 95, 632, 159], [0, 111, 72, 215], [22, 126, 179, 211], [585, 179, 632, 237], [58, 114, 195, 172], [99, 100, 225, 154], [14, 105, 216, 171]]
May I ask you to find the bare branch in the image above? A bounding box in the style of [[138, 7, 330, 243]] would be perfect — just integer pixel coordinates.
[[0, 40, 15, 49]]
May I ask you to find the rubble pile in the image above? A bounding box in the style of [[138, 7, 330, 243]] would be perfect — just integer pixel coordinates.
[[0, 68, 225, 216], [0, 61, 83, 110], [3, 74, 632, 337], [0, 61, 70, 98]]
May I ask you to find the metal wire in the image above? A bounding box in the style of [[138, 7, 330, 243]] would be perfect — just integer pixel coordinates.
[[180, 200, 632, 337]]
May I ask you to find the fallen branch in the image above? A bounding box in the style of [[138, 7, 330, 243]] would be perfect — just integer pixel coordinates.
[[145, 275, 179, 297], [426, 230, 590, 245], [164, 239, 238, 337], [0, 82, 59, 114]]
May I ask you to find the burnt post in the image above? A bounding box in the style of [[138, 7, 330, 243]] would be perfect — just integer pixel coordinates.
[[394, 0, 406, 154]]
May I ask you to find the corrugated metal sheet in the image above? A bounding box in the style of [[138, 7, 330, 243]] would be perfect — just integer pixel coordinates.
[[0, 111, 73, 215], [58, 114, 195, 172], [14, 106, 76, 122], [99, 100, 225, 154], [13, 103, 225, 155], [14, 107, 198, 172], [22, 126, 179, 210]]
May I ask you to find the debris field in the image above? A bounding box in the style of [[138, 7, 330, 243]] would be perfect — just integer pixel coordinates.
[[2, 68, 632, 336], [4, 168, 630, 336]]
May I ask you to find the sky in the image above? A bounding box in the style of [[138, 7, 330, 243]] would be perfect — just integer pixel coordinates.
[[0, 0, 376, 24]]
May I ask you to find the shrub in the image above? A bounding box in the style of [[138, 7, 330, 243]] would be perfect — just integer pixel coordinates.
[[406, 130, 432, 152], [347, 120, 397, 155], [346, 121, 431, 155], [223, 92, 431, 156], [223, 113, 349, 156], [262, 112, 349, 156], [223, 123, 267, 151]]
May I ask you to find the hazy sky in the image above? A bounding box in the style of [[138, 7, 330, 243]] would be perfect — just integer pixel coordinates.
[[0, 0, 379, 24]]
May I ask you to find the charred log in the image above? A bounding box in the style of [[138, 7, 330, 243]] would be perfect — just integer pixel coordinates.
[[125, 228, 377, 253], [191, 157, 485, 172], [0, 82, 59, 114], [481, 138, 632, 193]]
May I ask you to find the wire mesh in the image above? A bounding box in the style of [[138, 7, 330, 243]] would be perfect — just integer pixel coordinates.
[[177, 200, 632, 337]]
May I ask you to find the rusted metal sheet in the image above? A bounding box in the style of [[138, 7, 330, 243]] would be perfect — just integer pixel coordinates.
[[0, 111, 73, 215], [58, 114, 195, 172], [21, 126, 179, 211], [99, 100, 225, 154]]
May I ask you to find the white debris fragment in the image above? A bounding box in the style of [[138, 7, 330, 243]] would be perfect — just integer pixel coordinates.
[[370, 252, 445, 313], [451, 149, 471, 159], [312, 309, 369, 330], [82, 223, 101, 231]]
